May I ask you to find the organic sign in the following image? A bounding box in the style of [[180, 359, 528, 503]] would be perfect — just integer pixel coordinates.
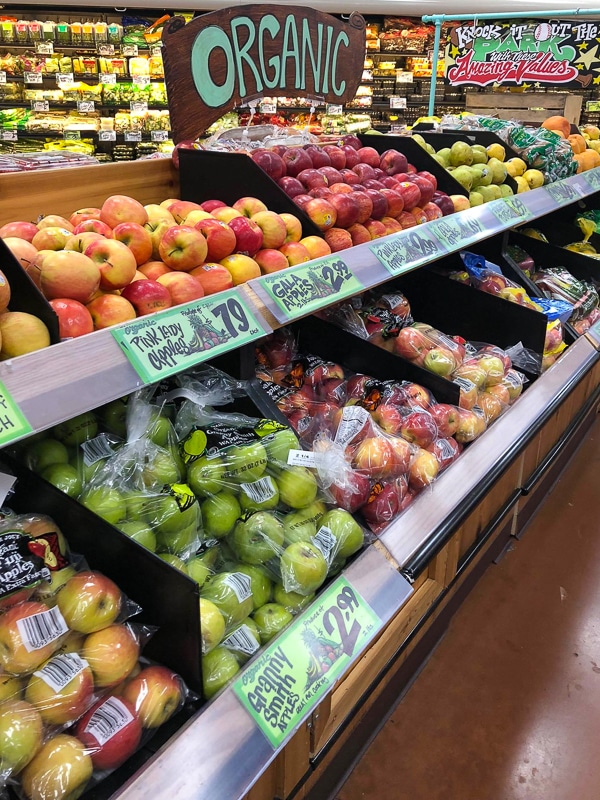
[[234, 576, 381, 748], [161, 5, 366, 141], [445, 19, 600, 88]]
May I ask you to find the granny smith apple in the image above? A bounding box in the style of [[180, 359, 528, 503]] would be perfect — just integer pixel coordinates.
[[280, 541, 328, 595], [144, 493, 200, 537], [53, 411, 98, 447], [101, 399, 128, 438], [187, 455, 226, 497], [239, 476, 279, 512], [232, 512, 285, 565], [199, 598, 226, 655], [276, 467, 318, 509], [69, 452, 106, 486], [40, 463, 82, 498], [273, 583, 315, 613], [263, 428, 300, 469], [201, 492, 241, 539], [25, 439, 69, 473], [283, 501, 327, 544], [231, 563, 273, 609], [118, 521, 156, 552], [146, 411, 173, 448], [252, 603, 293, 644], [80, 486, 126, 525], [142, 449, 182, 488], [202, 646, 240, 698], [224, 442, 268, 483], [317, 509, 364, 559], [158, 553, 187, 572], [186, 557, 212, 588], [201, 572, 253, 627], [156, 520, 198, 557]]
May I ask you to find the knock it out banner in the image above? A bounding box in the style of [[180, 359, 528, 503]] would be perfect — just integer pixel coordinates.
[[445, 19, 600, 88]]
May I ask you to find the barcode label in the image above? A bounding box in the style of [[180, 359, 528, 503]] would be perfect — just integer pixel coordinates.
[[223, 572, 252, 602], [240, 476, 276, 504], [81, 433, 122, 466], [287, 450, 317, 468], [453, 377, 476, 393], [84, 697, 134, 746], [34, 653, 88, 693], [17, 606, 68, 652], [313, 526, 336, 561], [222, 624, 259, 656], [334, 406, 370, 447]]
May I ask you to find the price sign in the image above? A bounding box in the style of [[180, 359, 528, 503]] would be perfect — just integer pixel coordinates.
[[544, 179, 584, 205], [35, 42, 54, 55], [112, 290, 266, 383], [431, 213, 485, 250], [151, 130, 169, 142], [124, 131, 142, 142], [259, 102, 277, 114], [99, 73, 117, 85], [98, 130, 116, 141], [132, 75, 150, 88], [24, 72, 43, 84], [582, 166, 600, 192], [97, 44, 115, 56], [488, 195, 533, 226], [389, 96, 406, 109], [0, 72, 6, 84], [396, 71, 414, 84], [56, 73, 74, 87], [122, 44, 138, 57], [587, 317, 600, 349], [63, 130, 81, 140], [326, 104, 343, 115], [1, 130, 17, 142], [149, 43, 163, 57], [130, 101, 148, 114], [234, 576, 381, 749], [32, 100, 49, 112], [0, 382, 32, 447], [253, 256, 363, 323], [77, 100, 95, 113], [370, 228, 444, 276]]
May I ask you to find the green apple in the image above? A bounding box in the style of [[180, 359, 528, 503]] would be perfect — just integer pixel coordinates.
[[283, 501, 327, 544], [186, 557, 212, 589], [276, 467, 317, 509], [25, 439, 69, 473], [263, 428, 299, 469], [40, 463, 82, 498], [159, 553, 187, 572], [80, 486, 126, 525], [273, 583, 315, 613], [101, 398, 128, 437], [146, 411, 173, 447], [142, 449, 182, 488], [252, 603, 293, 644], [223, 619, 261, 664], [144, 492, 200, 537], [232, 512, 285, 565], [53, 411, 98, 447], [118, 520, 156, 552], [187, 455, 226, 497], [69, 452, 106, 486], [201, 491, 241, 539], [202, 646, 240, 698], [280, 541, 327, 595], [224, 442, 268, 483], [231, 563, 272, 609], [317, 509, 364, 559], [199, 597, 226, 654], [156, 520, 198, 557], [201, 572, 253, 627], [239, 476, 279, 512], [0, 699, 43, 773]]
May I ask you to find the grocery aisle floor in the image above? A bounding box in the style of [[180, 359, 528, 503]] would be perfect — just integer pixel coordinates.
[[336, 416, 600, 800]]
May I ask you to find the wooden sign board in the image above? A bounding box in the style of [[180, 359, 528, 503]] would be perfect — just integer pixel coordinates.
[[161, 5, 366, 142]]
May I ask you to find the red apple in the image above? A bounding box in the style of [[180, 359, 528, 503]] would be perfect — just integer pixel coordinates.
[[293, 194, 313, 210], [347, 223, 371, 246], [396, 182, 422, 211], [427, 437, 461, 471], [342, 134, 362, 150], [255, 248, 289, 273], [428, 404, 460, 438], [422, 202, 443, 221], [194, 219, 236, 261], [232, 196, 268, 218], [328, 193, 360, 228], [365, 189, 388, 220], [121, 279, 171, 315], [228, 216, 264, 256], [75, 696, 142, 770], [379, 149, 409, 176], [330, 471, 371, 513], [353, 437, 396, 479], [190, 262, 233, 294], [364, 219, 387, 239], [32, 227, 73, 251], [37, 215, 74, 233], [159, 225, 208, 270], [341, 168, 361, 185], [381, 217, 403, 235], [309, 187, 332, 199], [40, 251, 100, 303], [352, 163, 377, 183], [432, 192, 455, 216], [138, 260, 171, 280], [409, 175, 435, 205], [251, 210, 287, 249], [357, 147, 381, 168], [87, 294, 137, 329], [400, 410, 437, 448], [49, 299, 94, 338], [279, 242, 311, 266], [372, 403, 403, 435], [304, 145, 331, 168], [69, 208, 102, 227], [329, 183, 354, 195], [393, 327, 430, 362], [341, 146, 360, 168], [282, 148, 313, 177], [251, 149, 286, 180], [322, 145, 346, 169], [362, 179, 386, 191], [157, 272, 204, 305], [398, 211, 418, 230], [297, 169, 328, 190], [201, 199, 227, 213], [73, 219, 113, 238], [84, 238, 137, 290], [352, 191, 373, 224], [411, 207, 427, 225], [122, 665, 183, 728], [418, 170, 438, 191], [112, 222, 153, 266], [379, 188, 404, 218], [3, 237, 38, 269], [0, 220, 38, 242], [101, 195, 148, 228], [279, 213, 302, 243], [278, 176, 305, 198], [304, 198, 337, 231], [319, 166, 343, 185], [362, 481, 399, 527], [324, 227, 353, 252], [299, 236, 331, 259], [166, 200, 204, 224]]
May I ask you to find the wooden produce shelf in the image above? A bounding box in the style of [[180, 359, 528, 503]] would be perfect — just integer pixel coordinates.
[[466, 90, 583, 126]]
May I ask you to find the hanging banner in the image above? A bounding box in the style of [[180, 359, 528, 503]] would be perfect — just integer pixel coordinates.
[[161, 5, 366, 142], [445, 19, 600, 88]]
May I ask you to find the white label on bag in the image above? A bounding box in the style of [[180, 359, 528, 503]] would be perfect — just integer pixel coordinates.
[[240, 476, 277, 504], [334, 406, 370, 447], [313, 525, 336, 561], [17, 606, 68, 652], [222, 624, 259, 656], [287, 449, 317, 468], [223, 572, 252, 603], [34, 653, 88, 693], [81, 433, 122, 466], [84, 697, 134, 745]]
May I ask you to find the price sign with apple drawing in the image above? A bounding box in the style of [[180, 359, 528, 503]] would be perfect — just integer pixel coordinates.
[[111, 289, 268, 383], [370, 228, 445, 276], [0, 382, 32, 446], [234, 576, 381, 748]]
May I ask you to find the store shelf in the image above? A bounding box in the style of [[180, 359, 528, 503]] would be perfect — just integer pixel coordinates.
[[4, 74, 164, 83]]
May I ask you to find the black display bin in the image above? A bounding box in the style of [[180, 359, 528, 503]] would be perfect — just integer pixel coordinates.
[[508, 229, 600, 288], [358, 133, 468, 198], [515, 192, 600, 250], [178, 149, 322, 237], [0, 238, 60, 344]]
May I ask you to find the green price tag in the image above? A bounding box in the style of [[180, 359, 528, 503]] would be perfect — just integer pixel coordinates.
[[431, 214, 484, 250], [544, 179, 583, 205], [256, 256, 362, 322], [488, 196, 533, 226], [111, 290, 265, 383], [233, 576, 381, 748], [0, 381, 32, 446], [370, 228, 445, 276], [587, 318, 600, 349], [582, 167, 600, 192]]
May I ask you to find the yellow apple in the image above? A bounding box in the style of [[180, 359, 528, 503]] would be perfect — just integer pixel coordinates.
[[21, 734, 93, 800]]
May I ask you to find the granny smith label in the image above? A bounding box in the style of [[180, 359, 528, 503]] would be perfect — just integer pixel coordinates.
[[488, 196, 533, 227], [544, 179, 584, 205], [371, 228, 445, 276], [0, 382, 32, 446], [255, 257, 362, 323], [111, 290, 265, 383], [234, 576, 381, 748], [431, 214, 484, 250], [582, 167, 600, 192]]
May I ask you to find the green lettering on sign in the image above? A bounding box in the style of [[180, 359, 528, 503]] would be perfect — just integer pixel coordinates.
[[254, 256, 362, 323], [582, 166, 600, 192], [0, 381, 32, 446], [370, 228, 445, 276], [111, 290, 265, 384], [234, 575, 381, 748], [430, 214, 484, 250], [488, 196, 533, 227], [544, 179, 583, 205]]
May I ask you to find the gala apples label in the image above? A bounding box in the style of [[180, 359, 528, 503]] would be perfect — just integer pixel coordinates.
[[0, 381, 32, 446], [370, 229, 445, 277], [251, 256, 362, 323], [234, 575, 381, 748], [111, 290, 267, 384]]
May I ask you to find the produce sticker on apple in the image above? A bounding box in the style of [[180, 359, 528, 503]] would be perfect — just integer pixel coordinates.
[[111, 289, 268, 384], [233, 576, 382, 748], [0, 381, 32, 446], [370, 228, 445, 277], [251, 256, 363, 324]]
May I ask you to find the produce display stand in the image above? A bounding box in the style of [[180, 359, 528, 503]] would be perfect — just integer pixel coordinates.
[[465, 91, 583, 127]]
